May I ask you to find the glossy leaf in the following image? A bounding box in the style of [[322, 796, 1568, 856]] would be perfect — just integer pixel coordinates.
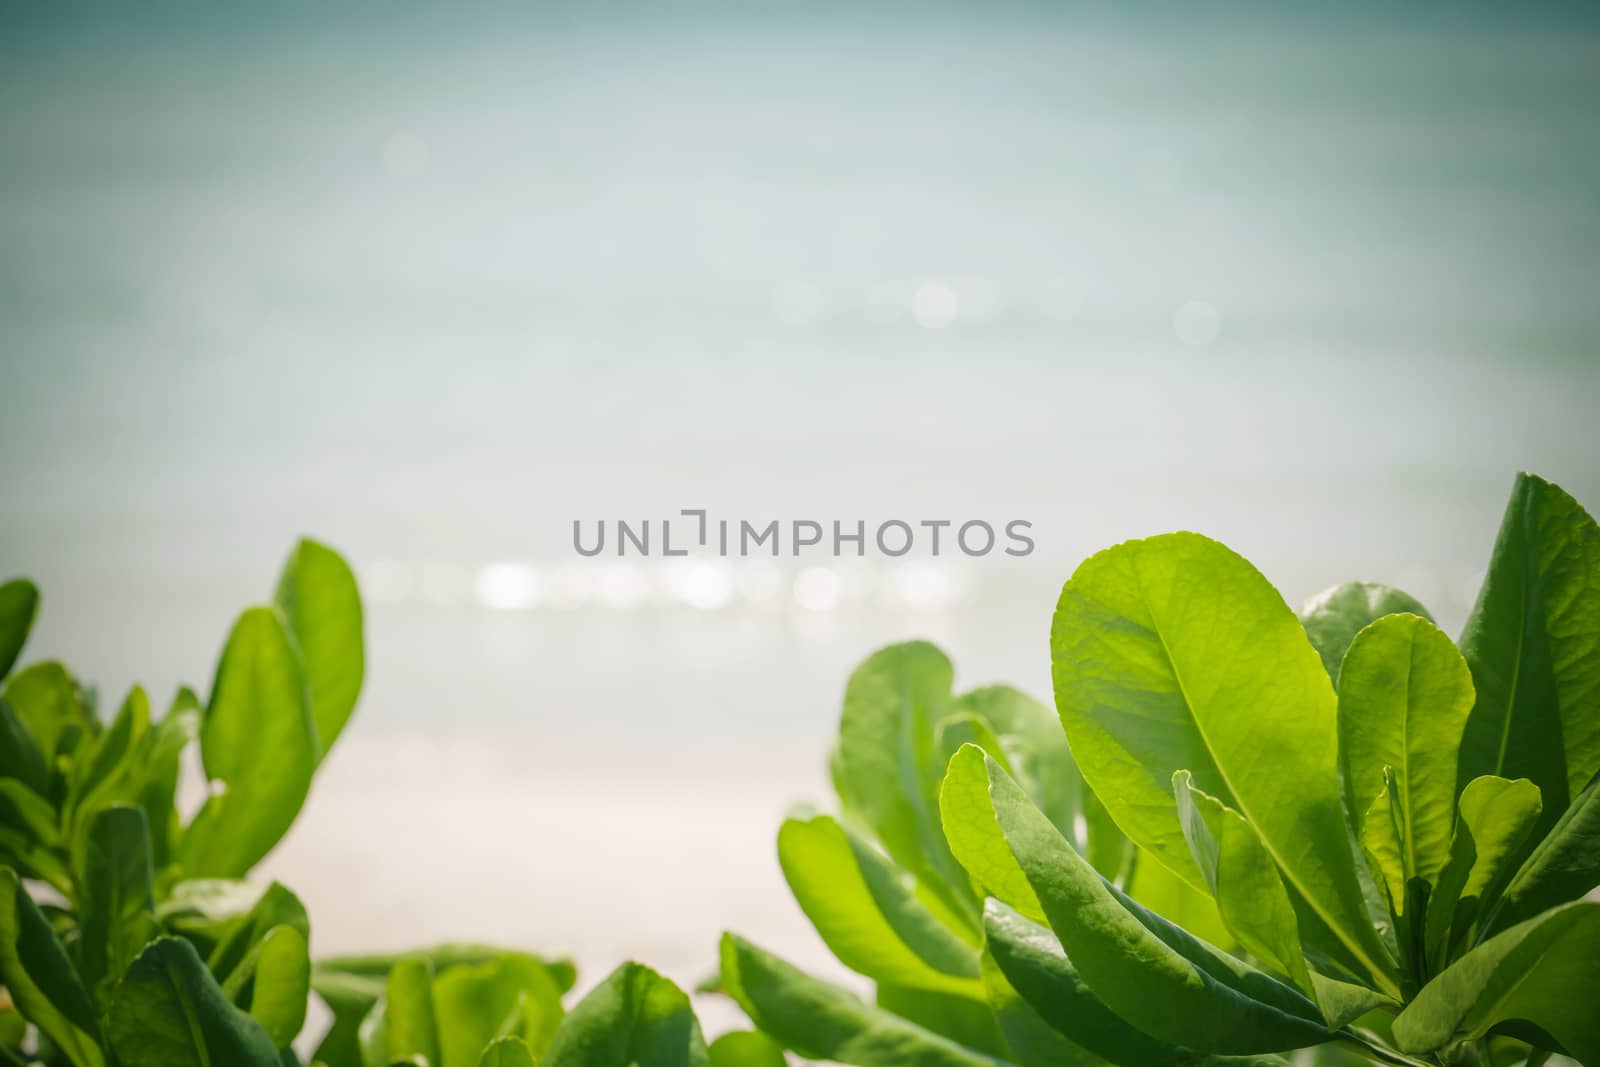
[[1050, 533, 1398, 995], [1424, 776, 1542, 970], [0, 579, 38, 681], [182, 606, 316, 877], [719, 933, 1004, 1067], [1484, 769, 1600, 936], [107, 936, 281, 1067], [978, 945, 1107, 1067], [1394, 902, 1600, 1062], [275, 539, 365, 761], [76, 805, 160, 1004], [947, 745, 1328, 1054], [542, 961, 706, 1067], [779, 811, 979, 995], [1458, 473, 1600, 833], [0, 867, 104, 1067], [1338, 613, 1476, 892], [1298, 582, 1432, 682], [832, 642, 973, 918]]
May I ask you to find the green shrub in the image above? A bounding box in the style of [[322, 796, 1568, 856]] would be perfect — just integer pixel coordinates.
[[722, 473, 1600, 1067]]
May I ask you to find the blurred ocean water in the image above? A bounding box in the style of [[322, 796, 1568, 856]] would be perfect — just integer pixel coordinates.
[[3, 1, 1599, 990]]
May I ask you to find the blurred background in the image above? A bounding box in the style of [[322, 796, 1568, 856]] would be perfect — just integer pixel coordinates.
[[3, 0, 1599, 1019]]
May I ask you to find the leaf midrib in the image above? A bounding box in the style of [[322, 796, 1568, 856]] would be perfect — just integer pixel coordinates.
[[1130, 561, 1401, 1000]]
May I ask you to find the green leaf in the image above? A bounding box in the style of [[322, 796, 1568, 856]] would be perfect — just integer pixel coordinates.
[[76, 805, 160, 1005], [873, 985, 1005, 1056], [1338, 613, 1476, 893], [947, 745, 1328, 1054], [1359, 767, 1408, 917], [0, 580, 39, 681], [1458, 473, 1600, 834], [433, 953, 565, 1067], [1050, 533, 1399, 995], [384, 956, 441, 1066], [479, 1036, 537, 1067], [707, 1031, 787, 1067], [832, 642, 973, 922], [0, 697, 48, 795], [1124, 849, 1234, 954], [0, 867, 105, 1067], [207, 882, 312, 986], [1423, 776, 1542, 971], [181, 607, 316, 877], [1394, 902, 1600, 1063], [978, 944, 1107, 1067], [944, 685, 1086, 846], [1484, 769, 1600, 937], [777, 812, 979, 995], [3, 662, 87, 763], [542, 961, 706, 1067], [247, 925, 311, 1047], [141, 690, 200, 869], [940, 747, 1044, 923], [1298, 582, 1433, 682], [1175, 772, 1315, 997], [275, 539, 365, 761], [719, 933, 1004, 1067], [107, 935, 281, 1067]]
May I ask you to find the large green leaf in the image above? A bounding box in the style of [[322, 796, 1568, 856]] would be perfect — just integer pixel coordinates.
[[1050, 533, 1399, 995], [1298, 582, 1433, 683], [1338, 613, 1476, 894], [0, 867, 104, 1067], [873, 985, 1005, 1057], [432, 953, 565, 1067], [385, 956, 441, 1065], [542, 961, 706, 1067], [1457, 473, 1600, 833], [778, 812, 979, 996], [719, 933, 1005, 1067], [944, 685, 1084, 844], [106, 936, 281, 1067], [831, 642, 974, 922], [0, 580, 38, 682], [1393, 902, 1600, 1062], [979, 943, 1107, 1067], [947, 745, 1329, 1054], [3, 661, 87, 762], [245, 924, 311, 1048], [1423, 776, 1542, 971], [1483, 769, 1600, 937], [76, 805, 160, 1005], [181, 607, 316, 877], [275, 539, 365, 761]]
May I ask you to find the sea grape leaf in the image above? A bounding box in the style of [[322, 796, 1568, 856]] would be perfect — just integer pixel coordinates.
[[1457, 473, 1600, 835], [247, 925, 311, 1048], [1298, 582, 1432, 682], [0, 867, 104, 1067], [275, 539, 365, 762], [831, 642, 974, 922], [385, 956, 441, 1065], [107, 936, 280, 1067], [777, 811, 980, 996], [1393, 902, 1600, 1063], [76, 805, 159, 1005], [1483, 769, 1600, 936], [479, 1036, 538, 1067], [874, 985, 1005, 1056], [1338, 613, 1476, 892], [1050, 533, 1399, 996], [978, 944, 1108, 1067], [719, 933, 1005, 1067], [707, 1031, 787, 1067], [181, 607, 317, 877], [0, 579, 39, 681], [3, 662, 87, 763], [946, 745, 1329, 1054], [541, 961, 705, 1067], [1175, 771, 1315, 997], [433, 952, 565, 1067], [1423, 776, 1542, 970]]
